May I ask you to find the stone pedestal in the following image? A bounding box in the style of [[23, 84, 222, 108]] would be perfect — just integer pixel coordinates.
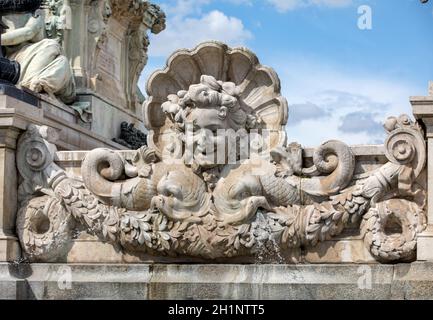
[[65, 0, 165, 112], [0, 86, 127, 262], [0, 87, 127, 151], [412, 94, 433, 261], [2, 263, 433, 300], [0, 86, 37, 262], [75, 90, 146, 143]]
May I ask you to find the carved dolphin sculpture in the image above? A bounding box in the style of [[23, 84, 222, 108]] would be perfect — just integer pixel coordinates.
[[150, 170, 211, 222], [81, 148, 161, 211], [81, 148, 212, 220], [213, 162, 275, 225]]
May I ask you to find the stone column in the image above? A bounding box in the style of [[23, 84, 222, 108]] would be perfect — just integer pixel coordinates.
[[0, 126, 21, 262], [412, 82, 433, 261], [0, 86, 41, 262], [69, 0, 89, 89]]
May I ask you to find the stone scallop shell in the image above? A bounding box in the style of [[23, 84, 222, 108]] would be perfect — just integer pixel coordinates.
[[143, 41, 288, 152]]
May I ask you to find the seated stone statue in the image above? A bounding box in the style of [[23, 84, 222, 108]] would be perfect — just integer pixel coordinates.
[[2, 11, 76, 104]]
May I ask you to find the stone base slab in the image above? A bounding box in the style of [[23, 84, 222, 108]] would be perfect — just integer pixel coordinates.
[[416, 227, 433, 261], [2, 263, 433, 300]]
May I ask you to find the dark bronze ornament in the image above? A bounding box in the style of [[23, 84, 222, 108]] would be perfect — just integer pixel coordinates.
[[0, 0, 42, 14], [113, 122, 148, 150]]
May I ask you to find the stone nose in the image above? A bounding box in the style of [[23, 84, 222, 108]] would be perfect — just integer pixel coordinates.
[[196, 130, 210, 150]]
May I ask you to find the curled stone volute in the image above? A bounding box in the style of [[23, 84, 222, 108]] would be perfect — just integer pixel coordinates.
[[384, 114, 426, 178]]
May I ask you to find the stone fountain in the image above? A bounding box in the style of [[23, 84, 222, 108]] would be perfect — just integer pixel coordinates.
[[1, 1, 433, 300]]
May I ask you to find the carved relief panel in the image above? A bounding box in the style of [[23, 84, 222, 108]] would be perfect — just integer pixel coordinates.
[[15, 42, 428, 264]]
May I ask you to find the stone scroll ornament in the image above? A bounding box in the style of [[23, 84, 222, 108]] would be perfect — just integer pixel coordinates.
[[16, 42, 427, 263]]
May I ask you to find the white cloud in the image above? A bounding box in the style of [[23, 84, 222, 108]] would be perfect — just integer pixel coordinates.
[[267, 0, 302, 11], [267, 0, 352, 12], [310, 0, 352, 6], [146, 0, 352, 57], [277, 57, 422, 147], [141, 0, 424, 148], [160, 0, 212, 18], [148, 1, 253, 57]]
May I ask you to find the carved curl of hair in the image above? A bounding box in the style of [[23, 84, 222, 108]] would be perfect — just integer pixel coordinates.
[[162, 75, 260, 132]]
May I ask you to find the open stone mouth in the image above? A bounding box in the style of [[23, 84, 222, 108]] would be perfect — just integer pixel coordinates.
[[196, 147, 217, 157]]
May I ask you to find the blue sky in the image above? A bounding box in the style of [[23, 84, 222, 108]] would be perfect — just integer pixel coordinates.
[[139, 0, 433, 147]]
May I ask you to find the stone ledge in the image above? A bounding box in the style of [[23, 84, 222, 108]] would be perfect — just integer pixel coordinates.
[[0, 91, 126, 151], [0, 85, 39, 107], [1, 263, 433, 300], [55, 145, 386, 162]]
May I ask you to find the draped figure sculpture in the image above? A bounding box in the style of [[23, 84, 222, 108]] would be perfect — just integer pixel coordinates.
[[2, 11, 76, 103]]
